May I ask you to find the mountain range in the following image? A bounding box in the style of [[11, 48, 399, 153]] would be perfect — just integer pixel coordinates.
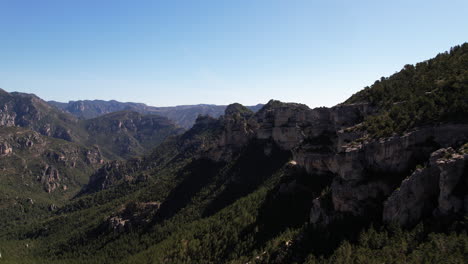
[[0, 43, 467, 264], [49, 100, 264, 129]]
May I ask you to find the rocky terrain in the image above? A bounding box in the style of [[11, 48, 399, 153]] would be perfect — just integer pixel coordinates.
[[0, 126, 104, 235]]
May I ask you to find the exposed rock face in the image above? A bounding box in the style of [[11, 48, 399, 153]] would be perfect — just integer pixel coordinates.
[[85, 146, 104, 165], [0, 104, 16, 126], [383, 146, 468, 226], [108, 216, 129, 233], [205, 104, 255, 161], [40, 165, 61, 193], [0, 89, 79, 142], [108, 201, 161, 233], [201, 100, 375, 162], [253, 101, 310, 150], [304, 124, 468, 227], [0, 142, 12, 156], [437, 150, 467, 215]]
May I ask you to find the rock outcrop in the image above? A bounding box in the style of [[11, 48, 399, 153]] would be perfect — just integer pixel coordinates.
[[0, 142, 12, 156], [40, 165, 61, 193], [305, 125, 468, 227], [200, 100, 375, 162], [0, 89, 80, 142], [107, 201, 161, 233], [383, 146, 468, 226]]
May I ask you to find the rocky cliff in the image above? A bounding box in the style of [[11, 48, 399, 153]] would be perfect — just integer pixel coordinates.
[[383, 145, 468, 226], [196, 100, 374, 161]]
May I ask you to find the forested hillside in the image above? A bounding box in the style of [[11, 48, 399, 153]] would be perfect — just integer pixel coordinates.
[[346, 43, 468, 137]]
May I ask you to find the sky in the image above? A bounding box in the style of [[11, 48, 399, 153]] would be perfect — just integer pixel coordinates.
[[0, 0, 467, 107]]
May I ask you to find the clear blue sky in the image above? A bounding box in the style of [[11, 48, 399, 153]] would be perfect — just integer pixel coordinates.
[[0, 0, 467, 107]]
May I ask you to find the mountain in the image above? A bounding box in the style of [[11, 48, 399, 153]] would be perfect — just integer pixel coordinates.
[[0, 43, 467, 263], [0, 92, 183, 239], [0, 89, 86, 142], [49, 99, 264, 128], [0, 89, 184, 160]]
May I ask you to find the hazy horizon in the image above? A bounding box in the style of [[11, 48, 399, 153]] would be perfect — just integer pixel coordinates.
[[1, 0, 467, 107]]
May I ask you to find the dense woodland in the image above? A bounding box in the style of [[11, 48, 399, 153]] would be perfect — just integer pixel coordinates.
[[346, 43, 468, 137]]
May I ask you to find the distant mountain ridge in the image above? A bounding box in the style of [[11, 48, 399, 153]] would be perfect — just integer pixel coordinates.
[[48, 99, 264, 128]]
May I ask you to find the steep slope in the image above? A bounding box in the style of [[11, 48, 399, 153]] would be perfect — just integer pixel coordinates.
[[81, 111, 184, 160], [49, 99, 264, 128], [345, 43, 468, 137]]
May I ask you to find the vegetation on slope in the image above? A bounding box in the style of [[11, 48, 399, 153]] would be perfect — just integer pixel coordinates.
[[81, 110, 184, 160], [346, 43, 468, 137]]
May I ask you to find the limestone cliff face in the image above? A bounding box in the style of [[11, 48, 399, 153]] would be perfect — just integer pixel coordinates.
[[0, 104, 16, 126], [204, 104, 255, 161], [202, 100, 374, 161], [305, 125, 468, 226], [383, 146, 468, 226]]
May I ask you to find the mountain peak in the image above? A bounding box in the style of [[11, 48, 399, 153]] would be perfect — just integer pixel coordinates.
[[259, 99, 310, 113], [224, 103, 253, 117]]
